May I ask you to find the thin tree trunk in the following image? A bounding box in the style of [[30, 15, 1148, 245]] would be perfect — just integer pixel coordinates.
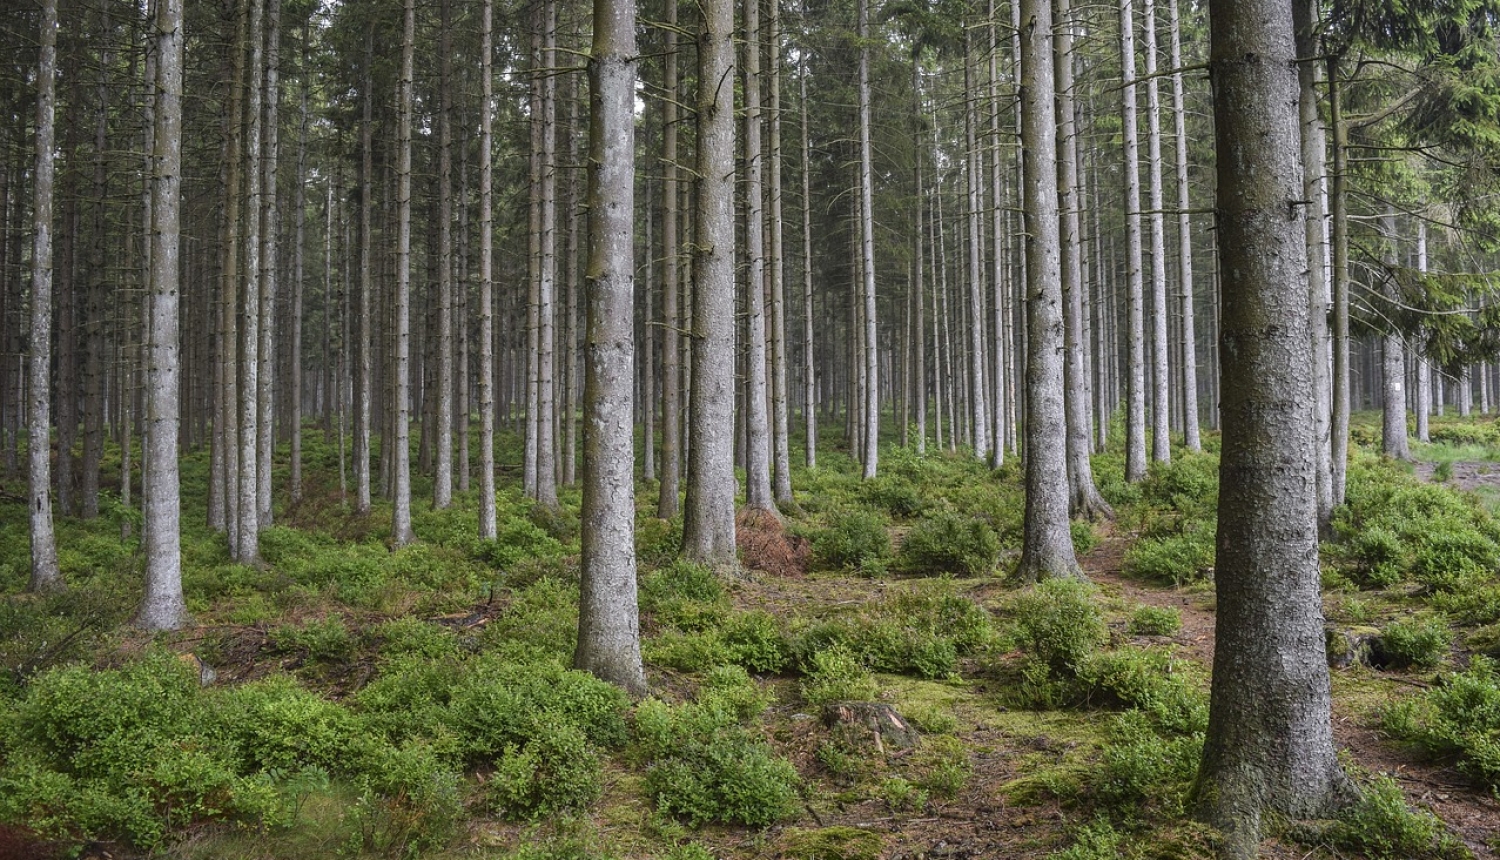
[[236, 0, 265, 564], [138, 0, 188, 629], [478, 0, 497, 540], [681, 0, 739, 566], [257, 0, 281, 530], [742, 0, 774, 510], [1121, 0, 1148, 482], [800, 61, 816, 470], [290, 21, 308, 503], [81, 1, 112, 521], [1143, 0, 1171, 463], [1169, 0, 1200, 452], [768, 0, 793, 507], [434, 0, 455, 509], [963, 38, 990, 464], [1056, 0, 1112, 520], [28, 0, 61, 592], [1328, 58, 1351, 506], [1380, 213, 1409, 461], [1196, 0, 1354, 846], [575, 0, 646, 693], [391, 0, 416, 545], [657, 0, 682, 517], [857, 0, 879, 478], [1415, 222, 1430, 442], [1294, 0, 1332, 525], [913, 60, 927, 456]]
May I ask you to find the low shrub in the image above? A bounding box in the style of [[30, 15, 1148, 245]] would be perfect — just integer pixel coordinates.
[[799, 645, 878, 707], [1077, 647, 1208, 734], [860, 475, 927, 519], [1382, 655, 1500, 787], [640, 560, 728, 632], [1096, 711, 1201, 813], [897, 511, 1001, 577], [269, 616, 356, 663], [487, 722, 603, 820], [1377, 617, 1450, 669], [1013, 579, 1107, 676], [1324, 775, 1470, 860], [1127, 605, 1183, 637], [1122, 526, 1215, 586], [446, 657, 630, 760], [788, 582, 992, 680], [811, 509, 892, 573]]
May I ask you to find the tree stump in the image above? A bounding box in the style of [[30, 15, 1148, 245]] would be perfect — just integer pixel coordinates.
[[821, 701, 920, 754]]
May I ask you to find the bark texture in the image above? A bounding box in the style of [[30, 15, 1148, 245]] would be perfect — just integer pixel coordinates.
[[1015, 0, 1081, 583], [1197, 0, 1353, 849], [28, 0, 61, 593], [574, 0, 646, 695]]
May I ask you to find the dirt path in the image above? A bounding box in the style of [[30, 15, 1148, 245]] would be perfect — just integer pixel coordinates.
[[1082, 528, 1500, 857], [1413, 460, 1500, 495]]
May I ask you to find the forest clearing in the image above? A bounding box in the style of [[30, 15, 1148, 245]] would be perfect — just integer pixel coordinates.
[[3, 414, 1500, 860], [4, 0, 1500, 856]]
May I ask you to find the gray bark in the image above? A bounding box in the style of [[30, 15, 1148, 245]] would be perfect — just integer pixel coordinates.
[[1169, 0, 1201, 453], [857, 0, 879, 479], [800, 62, 816, 469], [1143, 0, 1171, 464], [1328, 60, 1350, 506], [392, 0, 415, 546], [1415, 222, 1430, 442], [963, 43, 990, 464], [1379, 215, 1409, 461], [681, 0, 739, 566], [354, 27, 373, 515], [742, 0, 774, 511], [1056, 0, 1112, 521], [138, 0, 188, 629], [1294, 0, 1332, 524], [434, 0, 455, 509], [28, 0, 61, 592], [1196, 0, 1354, 848], [575, 0, 646, 695], [236, 0, 264, 564], [768, 0, 793, 508], [257, 0, 280, 530], [1120, 0, 1148, 482], [1015, 0, 1081, 583], [478, 0, 497, 541], [657, 0, 682, 518]]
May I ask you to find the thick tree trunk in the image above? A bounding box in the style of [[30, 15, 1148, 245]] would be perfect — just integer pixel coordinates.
[[391, 0, 416, 546], [138, 0, 188, 630], [1056, 0, 1112, 521], [28, 0, 61, 592], [681, 0, 739, 566], [575, 0, 646, 694], [1120, 0, 1148, 482], [1015, 0, 1081, 583], [1196, 0, 1353, 849]]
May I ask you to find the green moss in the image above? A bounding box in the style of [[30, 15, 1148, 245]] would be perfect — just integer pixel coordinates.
[[780, 826, 885, 860]]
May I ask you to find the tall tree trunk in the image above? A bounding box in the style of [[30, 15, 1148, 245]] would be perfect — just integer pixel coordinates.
[[1169, 0, 1201, 452], [354, 27, 373, 515], [290, 21, 308, 503], [681, 0, 739, 566], [963, 38, 990, 464], [988, 1, 1008, 469], [236, 0, 265, 564], [913, 59, 927, 456], [81, 1, 112, 521], [434, 0, 455, 509], [1143, 0, 1171, 463], [742, 0, 774, 511], [800, 61, 816, 469], [214, 0, 250, 537], [768, 0, 793, 508], [575, 0, 646, 694], [28, 0, 61, 592], [392, 0, 416, 545], [1415, 222, 1430, 442], [1056, 0, 1112, 521], [1120, 0, 1148, 482], [533, 1, 560, 510], [1015, 0, 1081, 583], [857, 0, 879, 478], [138, 0, 188, 629], [257, 0, 281, 529], [1328, 58, 1351, 507], [1196, 0, 1354, 848], [478, 0, 497, 540], [1293, 0, 1331, 525], [1379, 214, 1409, 461], [657, 0, 682, 517]]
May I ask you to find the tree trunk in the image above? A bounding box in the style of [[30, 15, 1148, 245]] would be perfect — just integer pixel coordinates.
[[1196, 0, 1354, 849], [81, 1, 111, 522], [1143, 0, 1171, 464], [657, 0, 682, 517], [433, 0, 455, 510], [28, 0, 61, 592], [1328, 58, 1350, 507], [1293, 0, 1331, 525], [742, 0, 774, 511], [1120, 0, 1148, 482], [236, 0, 265, 564], [1415, 222, 1430, 443], [391, 0, 416, 546], [1015, 0, 1081, 583], [138, 0, 188, 630], [1379, 214, 1409, 461], [681, 0, 739, 566], [478, 0, 497, 540], [575, 0, 646, 694], [913, 60, 927, 456], [768, 0, 793, 508], [857, 0, 879, 479], [1169, 0, 1200, 453], [257, 0, 281, 530], [1055, 0, 1112, 521], [963, 39, 990, 464], [800, 62, 816, 469]]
